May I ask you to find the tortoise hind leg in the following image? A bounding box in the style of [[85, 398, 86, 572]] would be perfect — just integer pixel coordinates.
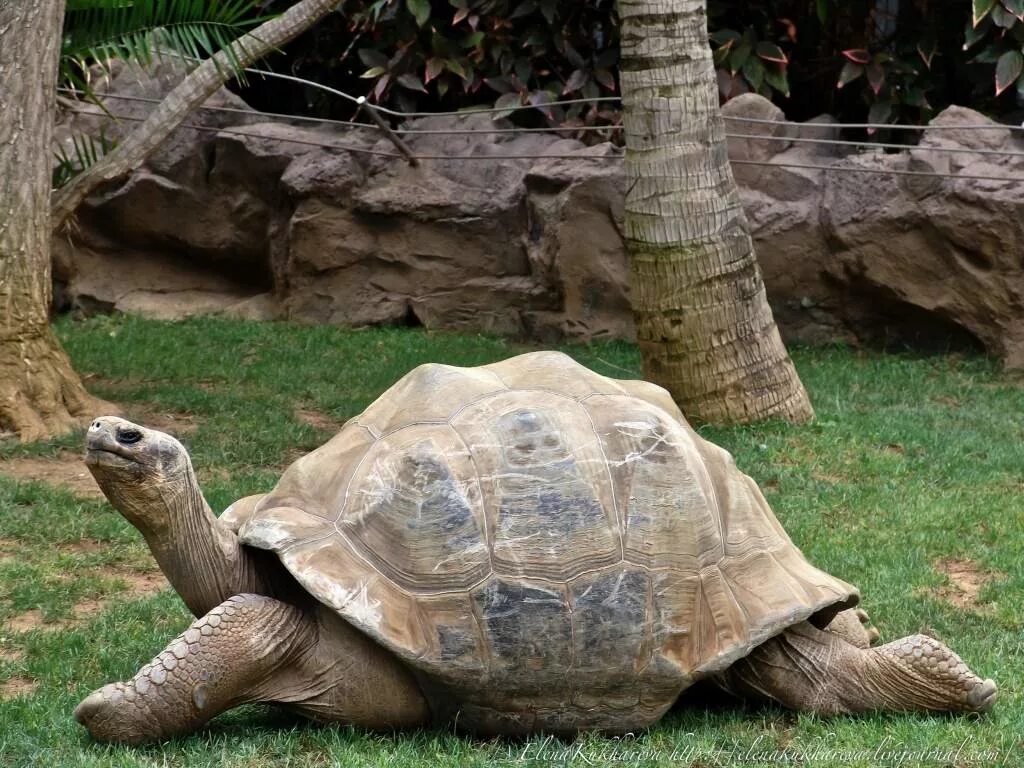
[[716, 621, 996, 715], [75, 595, 429, 744]]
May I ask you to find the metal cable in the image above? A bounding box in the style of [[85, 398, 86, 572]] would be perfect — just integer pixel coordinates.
[[721, 114, 1024, 133], [60, 104, 1024, 180], [59, 88, 1024, 157]]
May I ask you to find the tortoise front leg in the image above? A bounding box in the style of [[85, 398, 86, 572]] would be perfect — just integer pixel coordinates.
[[825, 607, 880, 648], [717, 621, 996, 715], [75, 595, 429, 744]]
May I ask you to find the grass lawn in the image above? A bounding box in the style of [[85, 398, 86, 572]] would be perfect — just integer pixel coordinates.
[[0, 314, 1021, 767]]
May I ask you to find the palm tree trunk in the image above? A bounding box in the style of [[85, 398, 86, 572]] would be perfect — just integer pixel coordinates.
[[3, 0, 340, 441], [51, 0, 342, 227], [618, 0, 814, 424], [0, 0, 107, 441]]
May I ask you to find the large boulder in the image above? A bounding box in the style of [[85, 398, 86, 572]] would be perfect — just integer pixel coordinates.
[[54, 79, 1024, 367]]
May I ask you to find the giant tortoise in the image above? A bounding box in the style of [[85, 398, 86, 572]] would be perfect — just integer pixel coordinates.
[[75, 352, 996, 743]]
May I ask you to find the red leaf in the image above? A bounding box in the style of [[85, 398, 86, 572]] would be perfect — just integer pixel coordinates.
[[453, 7, 469, 24], [778, 17, 798, 42], [841, 48, 871, 64]]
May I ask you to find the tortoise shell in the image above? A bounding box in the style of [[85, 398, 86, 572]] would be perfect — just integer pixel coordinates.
[[236, 351, 857, 733]]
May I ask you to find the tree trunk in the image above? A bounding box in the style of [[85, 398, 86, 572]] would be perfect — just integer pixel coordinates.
[[1, 0, 340, 442], [51, 0, 342, 227], [0, 0, 107, 442], [618, 0, 814, 424]]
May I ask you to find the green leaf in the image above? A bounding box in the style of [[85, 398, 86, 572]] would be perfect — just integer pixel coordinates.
[[755, 41, 787, 64], [918, 33, 938, 68], [991, 4, 1018, 27], [710, 28, 741, 45], [741, 56, 765, 90], [973, 42, 1004, 62], [593, 68, 616, 91], [1003, 0, 1024, 16], [425, 57, 445, 83], [562, 68, 589, 94], [837, 61, 864, 88], [397, 73, 427, 92], [406, 0, 431, 27], [995, 49, 1023, 94], [492, 91, 522, 119], [816, 0, 830, 23], [866, 62, 885, 94], [867, 99, 893, 134], [360, 66, 387, 78], [974, 0, 998, 26], [359, 48, 389, 69], [729, 41, 752, 74], [964, 16, 993, 48], [764, 66, 790, 96]]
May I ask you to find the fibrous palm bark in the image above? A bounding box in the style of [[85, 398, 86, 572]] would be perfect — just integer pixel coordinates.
[[619, 0, 814, 424], [1, 0, 341, 440], [0, 0, 105, 441]]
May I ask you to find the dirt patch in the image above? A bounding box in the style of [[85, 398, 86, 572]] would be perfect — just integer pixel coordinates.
[[0, 648, 24, 663], [0, 676, 38, 700], [59, 539, 106, 556], [113, 568, 168, 598], [132, 408, 198, 435], [2, 565, 168, 635], [294, 407, 341, 432], [0, 538, 17, 564], [931, 557, 1004, 610], [5, 610, 47, 633], [0, 453, 102, 498]]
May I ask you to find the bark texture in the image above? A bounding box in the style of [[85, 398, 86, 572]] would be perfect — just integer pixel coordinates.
[[618, 0, 814, 424], [51, 0, 343, 227], [0, 0, 106, 441]]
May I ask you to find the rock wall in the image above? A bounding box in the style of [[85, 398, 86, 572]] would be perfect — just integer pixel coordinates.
[[55, 66, 1024, 366]]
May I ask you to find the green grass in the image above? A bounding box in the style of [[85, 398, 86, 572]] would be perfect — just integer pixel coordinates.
[[1, 315, 1022, 767]]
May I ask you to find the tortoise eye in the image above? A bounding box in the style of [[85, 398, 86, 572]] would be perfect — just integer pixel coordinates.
[[118, 428, 143, 445]]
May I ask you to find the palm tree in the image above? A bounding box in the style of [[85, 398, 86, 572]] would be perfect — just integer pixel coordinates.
[[0, 0, 341, 441], [618, 0, 814, 424]]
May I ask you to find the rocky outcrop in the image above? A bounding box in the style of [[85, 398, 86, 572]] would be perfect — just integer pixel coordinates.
[[54, 71, 1024, 367]]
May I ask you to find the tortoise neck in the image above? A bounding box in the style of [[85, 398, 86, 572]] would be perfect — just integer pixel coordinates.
[[141, 463, 267, 618]]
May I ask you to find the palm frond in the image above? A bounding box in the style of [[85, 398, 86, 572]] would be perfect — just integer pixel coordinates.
[[61, 0, 273, 88], [53, 129, 117, 189]]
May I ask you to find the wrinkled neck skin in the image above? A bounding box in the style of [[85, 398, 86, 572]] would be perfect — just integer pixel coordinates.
[[96, 457, 283, 618]]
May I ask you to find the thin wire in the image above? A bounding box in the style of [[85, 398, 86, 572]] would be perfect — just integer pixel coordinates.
[[242, 65, 622, 117], [60, 89, 1023, 157], [723, 131, 1024, 160], [61, 105, 619, 160], [59, 86, 623, 134], [57, 86, 373, 130], [61, 105, 1024, 180], [65, 106, 404, 157], [729, 157, 1024, 182], [114, 49, 1024, 131], [722, 114, 1024, 133]]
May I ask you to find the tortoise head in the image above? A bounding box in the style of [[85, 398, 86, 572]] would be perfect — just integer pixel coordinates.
[[85, 416, 195, 533]]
